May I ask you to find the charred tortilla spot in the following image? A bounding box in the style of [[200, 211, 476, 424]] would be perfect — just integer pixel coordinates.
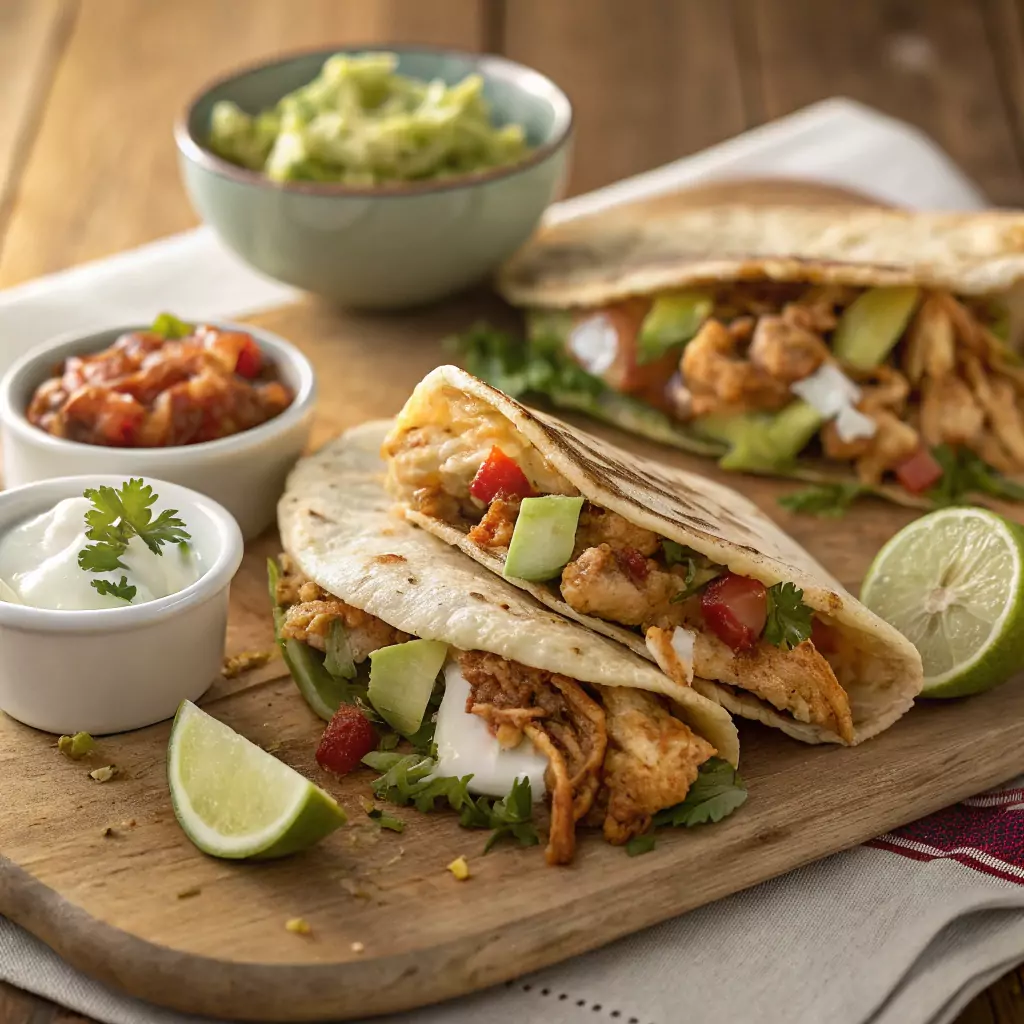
[[373, 553, 407, 564]]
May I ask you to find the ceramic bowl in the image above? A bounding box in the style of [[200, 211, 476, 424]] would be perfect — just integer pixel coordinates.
[[0, 475, 243, 735], [0, 320, 315, 540], [174, 46, 573, 309]]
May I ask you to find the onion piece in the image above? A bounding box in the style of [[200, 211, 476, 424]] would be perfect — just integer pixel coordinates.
[[790, 362, 877, 443], [568, 314, 618, 376], [670, 627, 696, 684]]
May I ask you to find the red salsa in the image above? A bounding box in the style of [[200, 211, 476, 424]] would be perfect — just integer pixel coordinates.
[[26, 318, 294, 448]]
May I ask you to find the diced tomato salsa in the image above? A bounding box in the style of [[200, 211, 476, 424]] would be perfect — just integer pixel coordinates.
[[700, 572, 768, 652], [893, 447, 944, 495], [469, 446, 537, 503], [26, 323, 293, 448]]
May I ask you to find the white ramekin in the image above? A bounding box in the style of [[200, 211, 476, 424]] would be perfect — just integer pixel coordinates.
[[0, 321, 316, 540], [0, 475, 244, 735]]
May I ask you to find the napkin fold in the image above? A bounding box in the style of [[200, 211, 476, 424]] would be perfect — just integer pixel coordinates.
[[0, 98, 1016, 1024]]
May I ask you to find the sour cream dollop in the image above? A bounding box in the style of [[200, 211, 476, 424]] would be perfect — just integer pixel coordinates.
[[0, 497, 201, 610]]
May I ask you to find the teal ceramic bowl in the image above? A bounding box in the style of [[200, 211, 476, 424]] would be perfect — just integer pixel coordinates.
[[175, 46, 573, 310]]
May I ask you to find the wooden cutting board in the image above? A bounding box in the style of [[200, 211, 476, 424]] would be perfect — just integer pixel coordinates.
[[3, 179, 1023, 1022]]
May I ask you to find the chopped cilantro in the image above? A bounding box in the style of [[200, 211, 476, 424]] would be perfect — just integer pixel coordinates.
[[459, 776, 539, 853], [763, 582, 813, 650], [626, 833, 657, 856], [663, 540, 721, 603], [366, 807, 405, 833], [361, 752, 474, 813], [927, 445, 1024, 507], [652, 758, 748, 828], [778, 481, 868, 518], [91, 576, 137, 602]]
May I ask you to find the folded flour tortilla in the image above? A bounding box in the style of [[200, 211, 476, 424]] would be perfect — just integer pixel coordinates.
[[383, 366, 924, 746], [278, 420, 739, 864]]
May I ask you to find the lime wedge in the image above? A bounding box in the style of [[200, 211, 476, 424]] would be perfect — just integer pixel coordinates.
[[167, 701, 346, 858], [861, 508, 1024, 697]]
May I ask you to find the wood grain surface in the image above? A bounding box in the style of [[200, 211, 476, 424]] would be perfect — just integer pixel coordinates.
[[2, 1, 1024, 1022]]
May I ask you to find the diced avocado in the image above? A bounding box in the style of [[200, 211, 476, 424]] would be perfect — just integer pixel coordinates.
[[832, 286, 920, 369], [698, 400, 824, 472], [368, 639, 448, 737], [504, 495, 585, 581], [637, 291, 713, 364], [324, 620, 356, 680]]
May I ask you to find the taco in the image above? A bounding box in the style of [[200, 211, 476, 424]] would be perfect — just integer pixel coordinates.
[[276, 420, 741, 865], [456, 203, 1024, 509], [383, 365, 924, 746]]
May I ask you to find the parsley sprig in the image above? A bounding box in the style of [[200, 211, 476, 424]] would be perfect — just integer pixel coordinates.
[[77, 479, 191, 602], [763, 582, 814, 651], [927, 445, 1024, 507], [458, 777, 540, 852], [778, 481, 868, 518], [627, 758, 748, 856]]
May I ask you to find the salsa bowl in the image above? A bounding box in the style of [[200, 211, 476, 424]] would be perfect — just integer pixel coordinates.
[[0, 320, 315, 540], [175, 46, 573, 309], [0, 475, 243, 735]]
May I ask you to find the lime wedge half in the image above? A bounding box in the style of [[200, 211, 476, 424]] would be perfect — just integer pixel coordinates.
[[168, 701, 346, 858], [861, 507, 1024, 698]]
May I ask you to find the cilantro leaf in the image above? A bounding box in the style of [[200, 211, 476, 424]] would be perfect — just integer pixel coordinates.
[[91, 576, 137, 602], [778, 481, 868, 518], [361, 752, 473, 813], [626, 833, 657, 856], [652, 757, 748, 828], [661, 540, 695, 567], [78, 542, 128, 573], [763, 582, 813, 650], [366, 807, 405, 833], [460, 777, 539, 853], [927, 445, 1024, 507], [150, 312, 193, 340], [82, 485, 129, 546], [663, 540, 721, 603]]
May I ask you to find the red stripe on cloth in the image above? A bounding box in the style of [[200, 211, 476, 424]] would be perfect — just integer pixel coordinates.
[[868, 795, 1024, 886]]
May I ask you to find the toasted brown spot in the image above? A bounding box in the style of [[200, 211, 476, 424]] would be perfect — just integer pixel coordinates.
[[374, 553, 407, 565]]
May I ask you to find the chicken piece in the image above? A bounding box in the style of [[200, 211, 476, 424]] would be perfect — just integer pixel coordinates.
[[692, 632, 854, 743], [821, 419, 873, 461], [854, 410, 920, 486], [747, 313, 831, 383], [281, 600, 410, 661], [919, 374, 984, 448], [971, 431, 1021, 475], [459, 650, 607, 866], [681, 320, 791, 412], [781, 287, 856, 332], [467, 496, 521, 549], [851, 365, 910, 415], [902, 294, 955, 384], [727, 316, 756, 344], [965, 357, 1024, 469], [572, 504, 660, 560], [560, 544, 689, 631], [597, 685, 715, 844], [937, 293, 987, 357]]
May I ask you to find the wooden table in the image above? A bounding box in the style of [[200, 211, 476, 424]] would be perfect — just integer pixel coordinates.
[[1, 2, 1023, 1021]]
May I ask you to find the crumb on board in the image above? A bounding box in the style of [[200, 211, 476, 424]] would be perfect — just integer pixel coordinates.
[[351, 941, 365, 954], [222, 649, 276, 679], [285, 917, 312, 935], [58, 732, 95, 759], [121, 819, 136, 829], [89, 765, 118, 783], [177, 886, 202, 900], [101, 826, 115, 838], [447, 855, 470, 881]]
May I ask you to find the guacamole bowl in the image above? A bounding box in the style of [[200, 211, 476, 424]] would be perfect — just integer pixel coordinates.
[[175, 46, 573, 310]]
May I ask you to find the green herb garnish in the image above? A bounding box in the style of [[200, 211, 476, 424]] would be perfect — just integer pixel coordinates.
[[763, 582, 813, 650], [663, 540, 721, 603], [57, 731, 95, 759], [625, 833, 657, 856], [77, 479, 190, 604], [361, 752, 474, 814], [459, 776, 540, 853], [150, 312, 193, 340], [366, 807, 405, 833], [778, 481, 869, 518], [927, 445, 1024, 507], [652, 758, 748, 828]]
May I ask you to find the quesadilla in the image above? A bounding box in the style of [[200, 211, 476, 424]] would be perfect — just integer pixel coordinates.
[[277, 420, 741, 865], [382, 365, 924, 745], [457, 203, 1024, 507]]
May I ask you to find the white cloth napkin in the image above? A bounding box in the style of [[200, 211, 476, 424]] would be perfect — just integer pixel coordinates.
[[0, 97, 1014, 1024]]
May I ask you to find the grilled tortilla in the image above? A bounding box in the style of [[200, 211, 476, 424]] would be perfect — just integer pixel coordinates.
[[383, 365, 924, 746], [278, 420, 739, 865], [455, 203, 1024, 508]]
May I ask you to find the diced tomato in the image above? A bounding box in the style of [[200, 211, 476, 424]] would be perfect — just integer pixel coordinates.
[[700, 573, 768, 652], [810, 618, 838, 654], [469, 446, 536, 503], [894, 446, 944, 495], [315, 704, 376, 777], [201, 328, 264, 378], [615, 546, 650, 583], [234, 338, 264, 379], [569, 300, 679, 397]]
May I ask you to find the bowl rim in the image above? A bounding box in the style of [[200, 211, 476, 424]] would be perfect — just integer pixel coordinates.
[[0, 474, 244, 633], [0, 319, 317, 461], [174, 42, 574, 198]]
